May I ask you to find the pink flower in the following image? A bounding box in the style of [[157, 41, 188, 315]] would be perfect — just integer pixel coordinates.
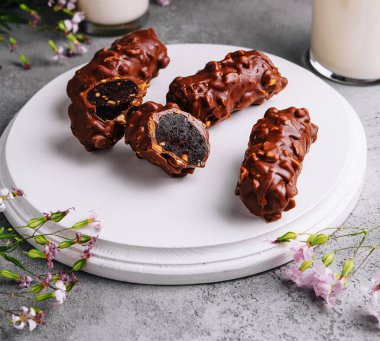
[[30, 11, 41, 27], [51, 46, 66, 63], [64, 11, 85, 33], [12, 307, 37, 331], [11, 187, 25, 197], [286, 265, 306, 287], [18, 275, 33, 289], [286, 260, 345, 306], [54, 280, 66, 304], [66, 41, 87, 56], [309, 261, 345, 306], [87, 212, 102, 230], [82, 236, 98, 260], [289, 240, 314, 263], [43, 242, 59, 269]]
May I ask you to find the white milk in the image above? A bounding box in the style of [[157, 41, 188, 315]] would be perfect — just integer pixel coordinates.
[[78, 0, 149, 26], [311, 0, 380, 80]]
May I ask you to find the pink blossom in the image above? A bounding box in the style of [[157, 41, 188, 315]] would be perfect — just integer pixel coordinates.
[[64, 11, 85, 33], [309, 261, 345, 306], [51, 46, 66, 63], [66, 41, 87, 57], [42, 272, 52, 287], [18, 275, 33, 289], [289, 240, 314, 263], [12, 307, 37, 331], [82, 236, 98, 260], [87, 212, 102, 230], [43, 242, 59, 269], [11, 187, 25, 197], [54, 280, 66, 304], [286, 265, 305, 287], [287, 260, 345, 306], [30, 11, 41, 27]]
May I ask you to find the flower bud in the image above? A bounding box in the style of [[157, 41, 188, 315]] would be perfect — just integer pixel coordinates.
[[50, 210, 69, 223], [322, 252, 335, 267], [79, 235, 92, 244], [342, 259, 355, 277], [34, 235, 48, 245], [27, 248, 45, 259], [71, 220, 89, 230], [36, 292, 54, 301], [71, 259, 86, 272], [0, 269, 19, 280], [58, 240, 76, 249], [299, 259, 314, 272], [27, 217, 47, 229], [307, 233, 329, 246], [30, 284, 44, 294], [66, 281, 76, 292], [275, 231, 297, 243]]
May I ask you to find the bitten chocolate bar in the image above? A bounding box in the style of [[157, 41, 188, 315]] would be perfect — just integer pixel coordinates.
[[167, 50, 288, 127], [125, 102, 210, 177], [67, 28, 170, 151], [235, 107, 318, 222]]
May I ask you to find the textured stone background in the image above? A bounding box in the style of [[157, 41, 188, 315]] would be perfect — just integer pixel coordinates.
[[0, 0, 379, 340]]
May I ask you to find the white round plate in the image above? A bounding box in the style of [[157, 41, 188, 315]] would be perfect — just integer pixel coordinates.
[[0, 44, 366, 284]]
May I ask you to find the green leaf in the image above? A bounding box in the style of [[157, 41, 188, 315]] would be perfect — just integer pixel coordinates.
[[0, 227, 4, 234], [0, 233, 18, 239], [0, 252, 26, 270]]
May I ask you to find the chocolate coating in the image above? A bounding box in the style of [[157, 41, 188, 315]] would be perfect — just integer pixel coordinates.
[[166, 50, 288, 126], [235, 107, 318, 222], [125, 102, 210, 177], [67, 28, 170, 151]]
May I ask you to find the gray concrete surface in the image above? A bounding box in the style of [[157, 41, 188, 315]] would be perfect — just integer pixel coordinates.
[[0, 0, 379, 340]]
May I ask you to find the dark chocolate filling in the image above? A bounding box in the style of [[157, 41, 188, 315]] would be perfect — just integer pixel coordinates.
[[87, 79, 138, 121], [155, 113, 207, 166]]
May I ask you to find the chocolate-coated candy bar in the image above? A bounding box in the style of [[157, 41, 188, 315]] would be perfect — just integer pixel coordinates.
[[235, 107, 318, 222], [166, 50, 288, 127], [67, 28, 170, 151], [125, 102, 210, 177]]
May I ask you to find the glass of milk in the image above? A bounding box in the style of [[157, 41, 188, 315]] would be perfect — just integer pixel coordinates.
[[309, 0, 380, 84], [78, 0, 149, 36]]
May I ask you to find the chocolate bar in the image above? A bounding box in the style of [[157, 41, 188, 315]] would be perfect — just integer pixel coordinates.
[[235, 107, 318, 221]]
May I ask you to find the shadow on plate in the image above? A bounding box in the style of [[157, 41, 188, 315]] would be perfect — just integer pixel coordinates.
[[52, 135, 173, 188]]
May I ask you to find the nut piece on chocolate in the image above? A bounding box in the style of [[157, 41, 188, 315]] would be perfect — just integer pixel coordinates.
[[166, 50, 288, 127], [235, 107, 318, 222], [125, 102, 210, 177], [67, 28, 170, 152]]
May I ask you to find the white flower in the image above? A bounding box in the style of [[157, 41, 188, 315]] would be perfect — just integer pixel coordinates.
[[54, 280, 67, 304], [64, 11, 85, 33], [12, 307, 37, 331]]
